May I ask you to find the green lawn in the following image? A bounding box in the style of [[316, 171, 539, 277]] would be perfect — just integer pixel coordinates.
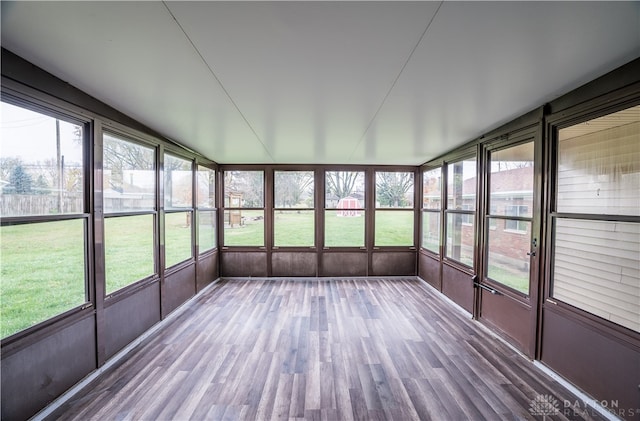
[[1, 219, 86, 338], [487, 264, 530, 295], [222, 210, 415, 247], [105, 215, 155, 294], [1, 211, 417, 338], [274, 211, 314, 246], [165, 211, 193, 267]]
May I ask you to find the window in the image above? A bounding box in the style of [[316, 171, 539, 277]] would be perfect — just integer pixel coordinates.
[[164, 154, 193, 267], [325, 171, 365, 247], [0, 101, 88, 338], [486, 142, 534, 295], [445, 213, 474, 267], [375, 171, 414, 246], [421, 168, 441, 253], [505, 205, 529, 232], [197, 165, 216, 253], [0, 102, 84, 216], [551, 105, 640, 333], [274, 171, 314, 247], [103, 133, 156, 294], [223, 170, 264, 247], [444, 158, 476, 266]]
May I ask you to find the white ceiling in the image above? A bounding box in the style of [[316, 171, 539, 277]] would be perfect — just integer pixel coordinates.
[[1, 1, 639, 165]]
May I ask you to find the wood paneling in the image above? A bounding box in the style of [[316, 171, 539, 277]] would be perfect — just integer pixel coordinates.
[[371, 251, 416, 276], [197, 251, 219, 292], [319, 252, 367, 277], [541, 306, 640, 418], [418, 251, 441, 290], [104, 283, 161, 359], [272, 252, 317, 277], [441, 263, 474, 314], [163, 264, 197, 316], [1, 316, 96, 421], [49, 279, 606, 421], [220, 251, 268, 277]]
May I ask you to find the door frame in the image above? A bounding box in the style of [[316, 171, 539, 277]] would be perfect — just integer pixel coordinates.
[[474, 115, 544, 358]]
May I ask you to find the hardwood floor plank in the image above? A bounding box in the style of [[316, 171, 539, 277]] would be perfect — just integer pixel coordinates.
[[47, 278, 607, 421], [270, 373, 293, 420]]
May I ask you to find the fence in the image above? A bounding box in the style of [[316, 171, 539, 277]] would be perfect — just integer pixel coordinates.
[[0, 194, 83, 217]]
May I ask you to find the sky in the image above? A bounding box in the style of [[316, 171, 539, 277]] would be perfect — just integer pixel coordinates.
[[0, 101, 83, 166]]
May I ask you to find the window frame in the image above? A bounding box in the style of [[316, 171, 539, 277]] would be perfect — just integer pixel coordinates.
[[163, 150, 195, 268], [546, 97, 640, 336], [374, 169, 416, 248], [0, 93, 93, 343], [323, 168, 367, 249], [196, 163, 217, 255], [221, 168, 266, 248], [273, 169, 316, 249], [443, 155, 477, 268], [420, 166, 442, 255], [102, 129, 159, 297]]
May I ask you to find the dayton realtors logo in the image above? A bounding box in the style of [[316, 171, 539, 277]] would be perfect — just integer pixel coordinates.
[[529, 394, 560, 418], [529, 394, 639, 419]]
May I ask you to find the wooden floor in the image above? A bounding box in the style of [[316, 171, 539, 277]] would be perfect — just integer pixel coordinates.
[[49, 278, 606, 420]]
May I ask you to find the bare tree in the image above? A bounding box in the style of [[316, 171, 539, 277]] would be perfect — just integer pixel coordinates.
[[376, 172, 413, 207], [275, 171, 313, 208], [326, 171, 361, 200], [224, 170, 263, 208], [0, 157, 23, 182]]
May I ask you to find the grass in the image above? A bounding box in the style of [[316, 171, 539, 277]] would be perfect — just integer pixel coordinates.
[[374, 211, 413, 246], [1, 219, 86, 338], [274, 211, 314, 246], [222, 210, 415, 247], [165, 212, 193, 267], [487, 264, 530, 294], [324, 211, 365, 247], [105, 215, 155, 294], [1, 211, 417, 338]]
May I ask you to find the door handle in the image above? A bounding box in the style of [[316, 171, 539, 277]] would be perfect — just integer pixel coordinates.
[[527, 251, 536, 257], [473, 279, 502, 295]]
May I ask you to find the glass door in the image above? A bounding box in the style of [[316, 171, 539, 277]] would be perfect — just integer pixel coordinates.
[[477, 139, 540, 356]]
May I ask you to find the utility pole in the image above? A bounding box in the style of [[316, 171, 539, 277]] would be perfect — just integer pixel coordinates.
[[56, 119, 63, 213]]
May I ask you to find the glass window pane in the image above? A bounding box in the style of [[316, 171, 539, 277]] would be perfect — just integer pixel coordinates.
[[446, 213, 474, 267], [487, 219, 531, 295], [1, 102, 84, 216], [552, 219, 639, 333], [490, 142, 534, 218], [224, 171, 264, 208], [274, 210, 314, 247], [376, 171, 414, 208], [105, 215, 155, 294], [165, 211, 193, 267], [275, 171, 314, 208], [421, 211, 440, 253], [375, 210, 413, 246], [197, 166, 215, 208], [557, 105, 640, 216], [103, 133, 155, 213], [504, 207, 529, 232], [199, 210, 217, 252], [165, 154, 192, 209], [447, 159, 476, 210], [324, 210, 364, 247], [422, 168, 441, 209], [224, 209, 264, 246], [325, 171, 364, 208], [0, 219, 86, 338]]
